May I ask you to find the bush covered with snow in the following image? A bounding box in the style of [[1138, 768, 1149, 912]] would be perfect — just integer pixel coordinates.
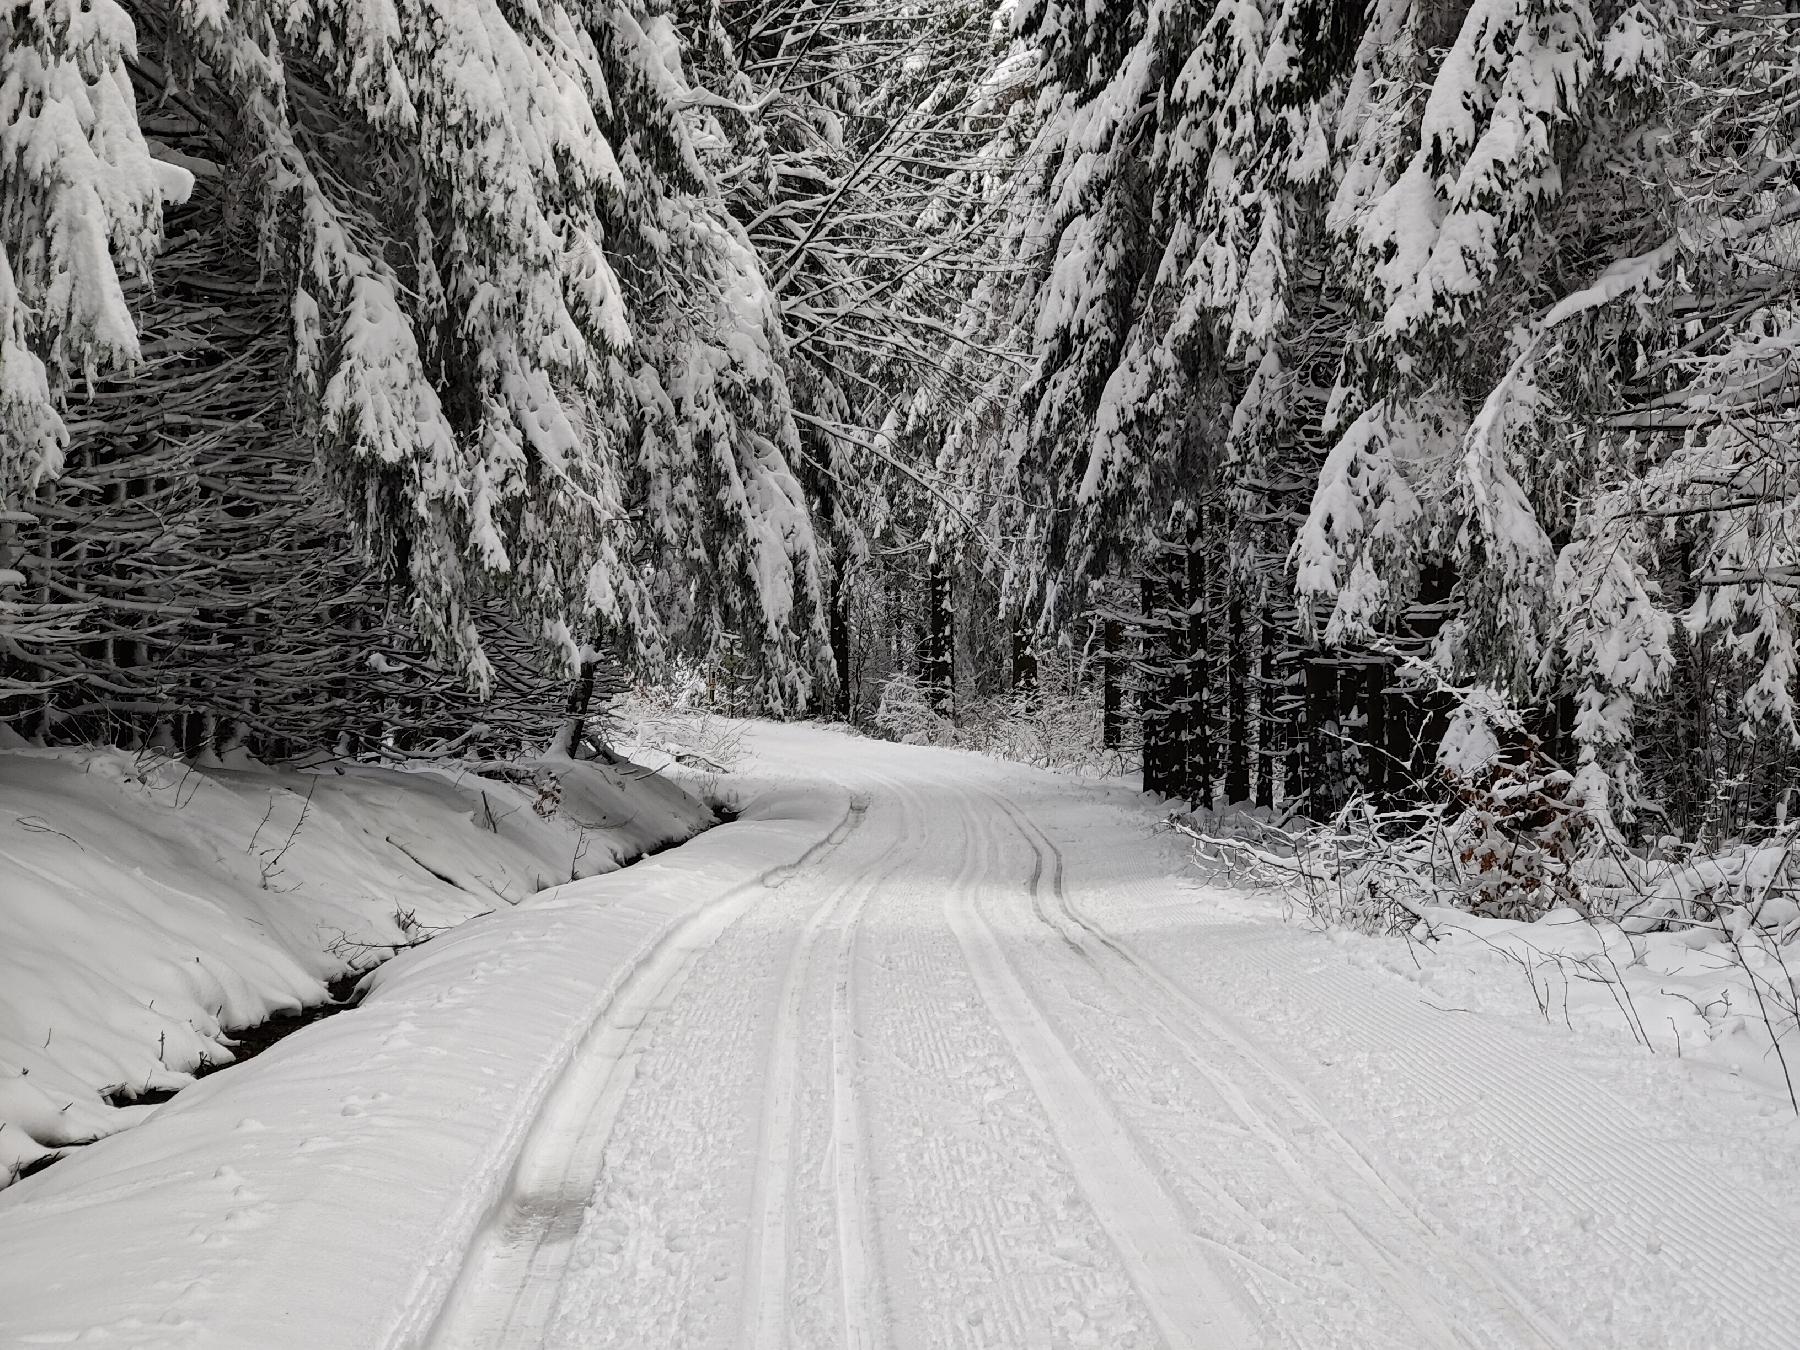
[[1181, 781, 1800, 1107], [870, 673, 955, 746], [866, 663, 1132, 779]]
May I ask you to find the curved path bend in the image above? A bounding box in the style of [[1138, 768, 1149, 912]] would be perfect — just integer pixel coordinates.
[[425, 725, 1800, 1350]]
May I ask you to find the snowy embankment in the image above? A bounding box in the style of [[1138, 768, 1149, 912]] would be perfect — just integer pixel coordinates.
[[0, 745, 713, 1183], [1182, 808, 1800, 1112], [0, 755, 844, 1349], [1356, 906, 1800, 1106]]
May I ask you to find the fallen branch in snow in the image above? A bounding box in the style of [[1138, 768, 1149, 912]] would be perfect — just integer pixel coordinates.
[[324, 905, 469, 964], [252, 777, 318, 891], [14, 815, 83, 850], [382, 836, 481, 898], [1174, 797, 1445, 937]]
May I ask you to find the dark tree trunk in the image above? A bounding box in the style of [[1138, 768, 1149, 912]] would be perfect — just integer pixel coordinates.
[[1256, 607, 1276, 809], [1382, 659, 1424, 802], [1283, 646, 1306, 804], [925, 561, 954, 711], [1305, 657, 1336, 818], [560, 655, 599, 757], [1102, 617, 1124, 749], [1226, 588, 1249, 804], [1140, 575, 1173, 796], [1336, 658, 1362, 806], [1183, 527, 1211, 808], [828, 561, 851, 720], [1364, 661, 1388, 801], [893, 571, 907, 680]]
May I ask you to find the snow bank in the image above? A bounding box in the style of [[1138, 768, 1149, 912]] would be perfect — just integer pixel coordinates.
[[1177, 797, 1800, 1106], [1369, 906, 1800, 1104], [0, 747, 712, 1182], [0, 768, 843, 1350]]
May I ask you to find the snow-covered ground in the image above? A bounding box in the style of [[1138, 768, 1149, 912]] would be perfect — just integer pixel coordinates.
[[0, 746, 712, 1181], [1346, 904, 1800, 1106], [3, 722, 1799, 1348]]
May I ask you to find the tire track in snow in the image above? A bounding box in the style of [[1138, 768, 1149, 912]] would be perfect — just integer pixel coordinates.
[[827, 808, 887, 1350], [742, 770, 913, 1350], [421, 791, 870, 1350], [854, 776, 1160, 1350], [944, 786, 1262, 1350], [980, 785, 1578, 1350]]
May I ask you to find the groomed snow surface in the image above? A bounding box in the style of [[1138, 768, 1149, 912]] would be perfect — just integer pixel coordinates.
[[4, 722, 1799, 1348]]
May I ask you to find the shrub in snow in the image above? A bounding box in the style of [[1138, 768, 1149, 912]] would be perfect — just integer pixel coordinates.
[[954, 687, 1128, 778], [1439, 701, 1588, 921], [863, 650, 1129, 777], [871, 673, 954, 746]]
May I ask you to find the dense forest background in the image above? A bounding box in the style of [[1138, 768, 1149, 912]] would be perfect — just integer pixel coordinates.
[[4, 1, 1796, 866]]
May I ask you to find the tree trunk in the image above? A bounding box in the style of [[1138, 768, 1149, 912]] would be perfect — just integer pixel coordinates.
[[829, 560, 852, 720], [1305, 657, 1336, 818], [1226, 587, 1249, 804], [1102, 617, 1124, 749], [556, 655, 600, 757], [1283, 647, 1305, 804], [1364, 661, 1388, 802], [1183, 526, 1211, 808], [1256, 607, 1276, 809], [1140, 575, 1172, 796], [925, 561, 954, 711]]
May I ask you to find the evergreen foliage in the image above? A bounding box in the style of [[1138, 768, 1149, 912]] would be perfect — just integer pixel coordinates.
[[4, 0, 1796, 852], [921, 0, 1799, 849]]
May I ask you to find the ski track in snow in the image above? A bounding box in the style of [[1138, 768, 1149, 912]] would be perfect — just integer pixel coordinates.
[[425, 790, 876, 1350], [430, 734, 1800, 1350], [946, 796, 1260, 1350], [1001, 775, 1800, 1350], [973, 786, 1565, 1350], [8, 723, 1800, 1350]]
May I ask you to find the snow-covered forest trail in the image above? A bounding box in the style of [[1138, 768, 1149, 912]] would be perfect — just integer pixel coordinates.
[[423, 724, 1800, 1350], [5, 724, 1800, 1349]]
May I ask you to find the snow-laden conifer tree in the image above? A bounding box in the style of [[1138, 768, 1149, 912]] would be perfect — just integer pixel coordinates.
[[979, 1, 1354, 621], [1300, 0, 1599, 662], [935, 0, 1361, 804], [0, 0, 192, 490], [1546, 1, 1800, 826], [1297, 0, 1799, 827], [675, 0, 1008, 710], [2, 0, 837, 742]]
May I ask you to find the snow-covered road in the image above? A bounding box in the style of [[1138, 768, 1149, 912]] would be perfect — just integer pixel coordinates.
[[432, 727, 1799, 1350], [6, 723, 1800, 1349]]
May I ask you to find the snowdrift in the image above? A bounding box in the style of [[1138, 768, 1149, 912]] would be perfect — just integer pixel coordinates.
[[0, 764, 843, 1350], [0, 747, 712, 1182]]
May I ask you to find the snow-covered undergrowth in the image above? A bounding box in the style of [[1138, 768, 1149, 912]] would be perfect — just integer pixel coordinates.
[[870, 671, 1133, 778], [616, 698, 752, 776], [0, 746, 713, 1184], [1182, 796, 1800, 1107], [624, 662, 1133, 781]]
